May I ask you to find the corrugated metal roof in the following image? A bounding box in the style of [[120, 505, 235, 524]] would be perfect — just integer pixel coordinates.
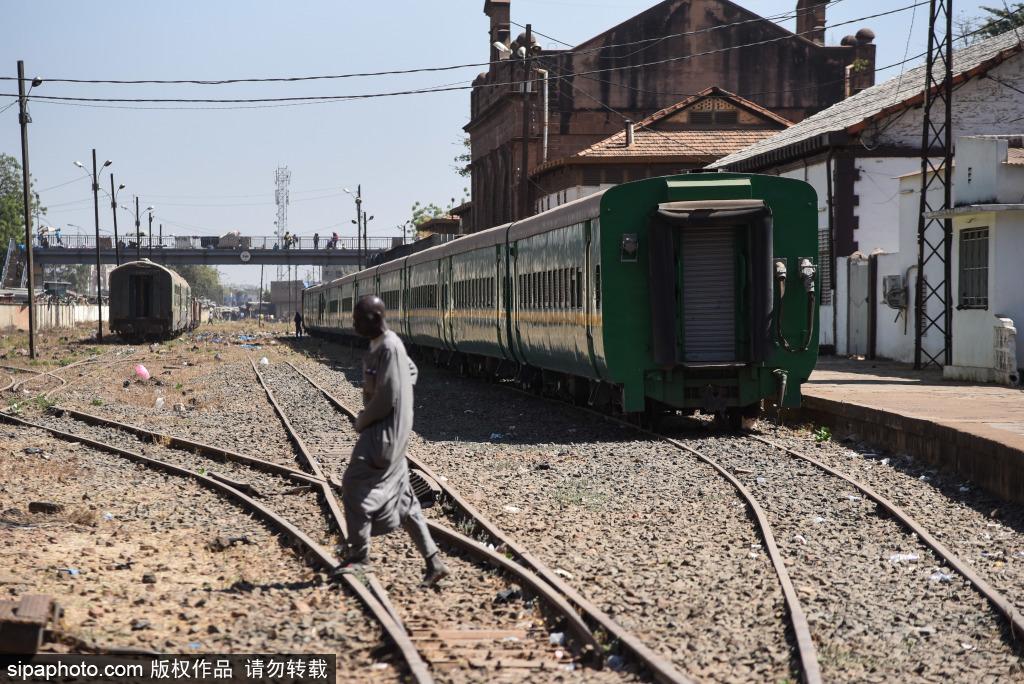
[[710, 29, 1024, 170]]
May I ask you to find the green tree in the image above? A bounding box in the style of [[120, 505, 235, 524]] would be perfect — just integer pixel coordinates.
[[0, 153, 46, 247], [410, 201, 447, 227], [174, 264, 224, 303], [979, 3, 1024, 37], [453, 136, 471, 178], [47, 264, 92, 292]]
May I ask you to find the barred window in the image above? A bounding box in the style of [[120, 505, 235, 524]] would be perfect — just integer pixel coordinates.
[[959, 227, 989, 309], [381, 290, 399, 311], [341, 297, 352, 313], [328, 300, 339, 313]]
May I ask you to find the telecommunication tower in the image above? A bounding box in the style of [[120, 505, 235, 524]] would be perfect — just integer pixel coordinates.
[[274, 166, 291, 282]]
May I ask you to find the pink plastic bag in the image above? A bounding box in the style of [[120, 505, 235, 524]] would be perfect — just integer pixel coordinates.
[[134, 364, 151, 381]]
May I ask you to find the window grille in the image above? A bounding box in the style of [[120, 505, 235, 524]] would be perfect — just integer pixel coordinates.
[[959, 227, 989, 309]]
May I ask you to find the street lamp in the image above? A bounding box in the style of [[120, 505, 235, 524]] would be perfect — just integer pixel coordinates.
[[74, 152, 112, 341], [147, 207, 157, 259], [134, 200, 154, 260], [344, 186, 363, 269], [110, 177, 125, 265], [364, 214, 374, 259]]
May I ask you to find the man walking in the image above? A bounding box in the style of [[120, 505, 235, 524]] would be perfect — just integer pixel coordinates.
[[338, 295, 448, 588], [294, 310, 303, 337], [313, 232, 320, 250]]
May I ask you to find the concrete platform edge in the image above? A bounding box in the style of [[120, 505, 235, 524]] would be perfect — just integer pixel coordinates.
[[800, 396, 1024, 505]]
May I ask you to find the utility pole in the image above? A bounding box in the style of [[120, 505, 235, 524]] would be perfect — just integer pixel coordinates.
[[135, 196, 141, 260], [356, 185, 363, 269], [16, 61, 37, 359], [914, 0, 955, 369], [519, 24, 533, 221], [159, 224, 163, 261], [90, 149, 104, 341], [258, 264, 264, 327], [109, 175, 121, 266], [148, 211, 154, 259]]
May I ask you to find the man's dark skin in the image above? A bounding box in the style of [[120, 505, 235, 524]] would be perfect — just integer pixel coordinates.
[[352, 296, 385, 348]]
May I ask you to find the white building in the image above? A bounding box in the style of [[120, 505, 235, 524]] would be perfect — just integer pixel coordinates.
[[933, 137, 1024, 383], [710, 29, 1024, 364]]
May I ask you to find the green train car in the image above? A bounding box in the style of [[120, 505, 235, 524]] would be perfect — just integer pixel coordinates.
[[303, 174, 819, 422]]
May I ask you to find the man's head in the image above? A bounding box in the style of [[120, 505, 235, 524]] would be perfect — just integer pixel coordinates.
[[353, 295, 387, 338]]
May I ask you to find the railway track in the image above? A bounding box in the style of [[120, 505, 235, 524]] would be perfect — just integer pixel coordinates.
[[302, 338, 1024, 681], [0, 402, 429, 681], [2, 349, 136, 404], [37, 352, 642, 680], [494, 384, 1024, 680], [275, 357, 695, 683]]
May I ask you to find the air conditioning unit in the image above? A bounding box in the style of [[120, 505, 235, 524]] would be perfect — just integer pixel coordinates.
[[882, 275, 906, 309]]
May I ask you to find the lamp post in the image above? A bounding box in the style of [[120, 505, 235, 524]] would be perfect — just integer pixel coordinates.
[[363, 212, 374, 262], [133, 199, 154, 260], [344, 185, 363, 269], [109, 176, 125, 266], [147, 209, 156, 259], [75, 152, 112, 341]]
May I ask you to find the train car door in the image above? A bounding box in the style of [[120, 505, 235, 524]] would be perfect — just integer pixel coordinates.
[[128, 274, 153, 318], [440, 257, 455, 351], [510, 239, 526, 364], [496, 243, 511, 361], [584, 221, 603, 379], [400, 260, 410, 339]]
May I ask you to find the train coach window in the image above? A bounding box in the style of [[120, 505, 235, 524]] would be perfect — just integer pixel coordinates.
[[575, 269, 583, 309], [595, 265, 602, 310]]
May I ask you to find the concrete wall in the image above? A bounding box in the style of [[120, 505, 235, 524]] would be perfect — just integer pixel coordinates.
[[0, 303, 108, 332]]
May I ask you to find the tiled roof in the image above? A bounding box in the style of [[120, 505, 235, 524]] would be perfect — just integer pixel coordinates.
[[631, 86, 794, 129], [532, 86, 790, 175], [575, 128, 781, 159], [1007, 148, 1024, 165], [710, 30, 1024, 170]]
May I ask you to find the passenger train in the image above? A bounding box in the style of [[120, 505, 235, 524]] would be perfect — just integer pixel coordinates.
[[109, 259, 201, 341], [302, 173, 819, 424]]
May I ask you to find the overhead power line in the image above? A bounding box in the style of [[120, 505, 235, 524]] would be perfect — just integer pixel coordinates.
[[0, 3, 926, 111], [0, 1, 839, 86]]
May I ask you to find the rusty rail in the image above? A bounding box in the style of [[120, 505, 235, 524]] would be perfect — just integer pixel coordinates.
[[56, 406, 327, 489], [248, 358, 433, 683], [753, 434, 1024, 643], [0, 409, 432, 684], [284, 359, 696, 684]]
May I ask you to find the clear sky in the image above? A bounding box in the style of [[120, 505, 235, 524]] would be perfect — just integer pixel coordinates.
[[1, 0, 994, 286]]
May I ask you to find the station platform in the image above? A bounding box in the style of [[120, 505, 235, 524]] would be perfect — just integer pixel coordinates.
[[800, 357, 1024, 504]]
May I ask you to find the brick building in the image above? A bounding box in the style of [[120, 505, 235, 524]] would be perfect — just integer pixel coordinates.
[[530, 86, 792, 213], [465, 0, 877, 232]]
